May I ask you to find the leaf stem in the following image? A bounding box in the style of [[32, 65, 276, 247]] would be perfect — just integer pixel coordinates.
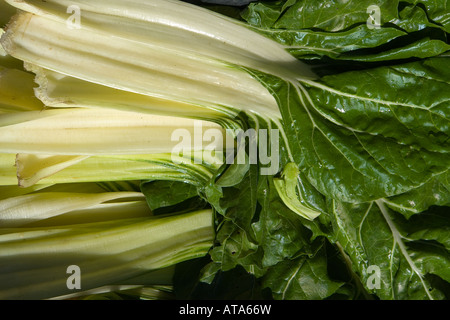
[[375, 199, 433, 300]]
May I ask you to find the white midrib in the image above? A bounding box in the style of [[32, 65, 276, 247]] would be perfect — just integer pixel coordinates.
[[296, 81, 362, 132], [282, 258, 304, 300], [357, 202, 372, 249], [375, 199, 434, 300], [332, 200, 368, 268], [379, 198, 420, 214], [293, 83, 367, 175], [300, 79, 430, 110], [284, 45, 338, 54]]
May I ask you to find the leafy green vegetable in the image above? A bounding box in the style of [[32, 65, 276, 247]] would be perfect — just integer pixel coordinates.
[[327, 200, 449, 300], [0, 0, 448, 301], [245, 56, 450, 203], [242, 0, 450, 63], [263, 241, 345, 300], [192, 0, 450, 300]]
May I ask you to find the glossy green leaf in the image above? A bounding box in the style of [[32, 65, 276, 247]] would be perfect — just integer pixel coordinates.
[[241, 0, 450, 62], [382, 170, 450, 218], [406, 0, 450, 33], [252, 175, 316, 268], [247, 56, 450, 202], [328, 200, 449, 299], [263, 241, 344, 300], [272, 0, 400, 32], [141, 180, 200, 211]]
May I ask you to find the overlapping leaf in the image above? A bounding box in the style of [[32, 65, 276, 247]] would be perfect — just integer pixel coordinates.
[[242, 0, 450, 62], [327, 200, 449, 299], [246, 56, 450, 203]]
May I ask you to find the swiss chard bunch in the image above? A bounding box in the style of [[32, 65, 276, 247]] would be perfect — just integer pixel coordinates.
[[0, 0, 448, 300], [177, 0, 450, 300]]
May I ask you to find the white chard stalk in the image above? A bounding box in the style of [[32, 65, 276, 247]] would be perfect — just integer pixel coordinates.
[[0, 191, 149, 227], [0, 208, 214, 300], [0, 107, 225, 155], [17, 153, 221, 187], [1, 151, 221, 188], [1, 0, 316, 119], [27, 64, 228, 120], [3, 0, 315, 78], [1, 11, 280, 118]]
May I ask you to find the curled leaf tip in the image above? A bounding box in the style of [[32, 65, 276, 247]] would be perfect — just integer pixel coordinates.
[[274, 162, 321, 221]]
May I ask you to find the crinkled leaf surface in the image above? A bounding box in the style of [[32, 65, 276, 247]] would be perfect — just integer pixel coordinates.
[[241, 0, 450, 62], [328, 200, 449, 300], [247, 57, 450, 203], [262, 242, 346, 300]]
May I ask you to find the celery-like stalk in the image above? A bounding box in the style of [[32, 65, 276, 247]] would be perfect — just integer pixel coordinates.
[[0, 208, 214, 300], [4, 0, 315, 79], [0, 107, 226, 155], [0, 153, 17, 186], [1, 152, 219, 188], [0, 191, 149, 227], [15, 154, 89, 187], [54, 270, 176, 300], [0, 184, 53, 201], [0, 181, 144, 203], [27, 63, 234, 121], [1, 10, 282, 118]]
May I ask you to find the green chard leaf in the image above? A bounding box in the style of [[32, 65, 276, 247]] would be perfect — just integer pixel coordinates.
[[205, 164, 330, 282], [207, 164, 265, 276], [262, 239, 345, 300], [262, 0, 400, 32], [271, 26, 409, 61], [404, 0, 450, 33], [140, 180, 202, 212], [241, 0, 450, 62], [329, 200, 449, 300], [253, 173, 318, 268], [247, 57, 450, 203], [1, 0, 449, 301], [382, 170, 450, 218]]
